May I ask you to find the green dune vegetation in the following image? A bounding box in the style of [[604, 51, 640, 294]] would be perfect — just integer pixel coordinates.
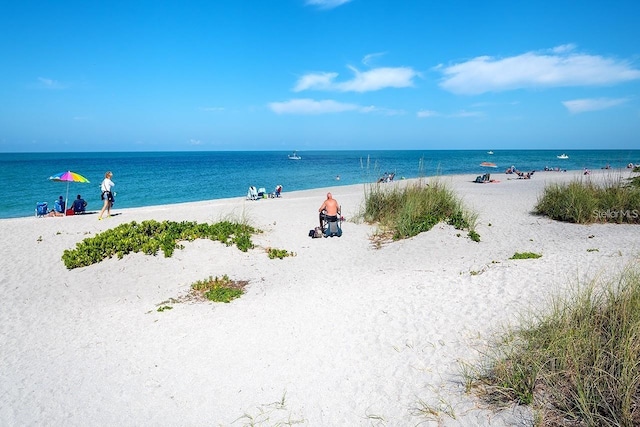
[[190, 275, 247, 303], [464, 174, 640, 426], [464, 267, 640, 426], [534, 173, 640, 224], [62, 219, 259, 269], [360, 178, 480, 243]]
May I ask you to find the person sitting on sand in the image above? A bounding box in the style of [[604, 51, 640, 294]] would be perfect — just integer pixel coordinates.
[[72, 194, 87, 214], [46, 196, 65, 217], [54, 196, 65, 213], [318, 192, 340, 229]]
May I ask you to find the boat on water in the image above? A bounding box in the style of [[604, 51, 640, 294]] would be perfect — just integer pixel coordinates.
[[288, 151, 301, 160], [487, 151, 494, 155], [557, 154, 569, 159], [480, 161, 498, 168]]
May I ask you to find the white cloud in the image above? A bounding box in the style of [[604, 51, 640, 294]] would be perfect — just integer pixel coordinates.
[[268, 99, 404, 115], [294, 66, 419, 93], [293, 72, 338, 92], [417, 110, 439, 118], [551, 44, 576, 54], [362, 52, 386, 66], [189, 139, 202, 145], [37, 77, 65, 89], [269, 98, 360, 114], [305, 0, 352, 9], [439, 45, 640, 95], [562, 97, 628, 114], [363, 106, 406, 115], [200, 107, 225, 112], [339, 66, 418, 92], [450, 110, 484, 118], [267, 98, 395, 115]]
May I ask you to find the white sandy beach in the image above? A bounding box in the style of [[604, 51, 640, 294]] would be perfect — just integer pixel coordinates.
[[1, 169, 638, 426]]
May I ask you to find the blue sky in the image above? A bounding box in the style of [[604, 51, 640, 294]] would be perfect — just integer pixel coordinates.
[[1, 0, 639, 152]]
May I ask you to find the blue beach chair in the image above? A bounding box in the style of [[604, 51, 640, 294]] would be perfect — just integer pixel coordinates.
[[35, 202, 49, 217]]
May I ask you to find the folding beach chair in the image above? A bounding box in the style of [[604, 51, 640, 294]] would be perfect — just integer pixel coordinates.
[[35, 202, 49, 217], [246, 186, 259, 200]]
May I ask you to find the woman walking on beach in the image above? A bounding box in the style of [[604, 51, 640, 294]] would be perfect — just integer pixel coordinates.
[[98, 171, 115, 220]]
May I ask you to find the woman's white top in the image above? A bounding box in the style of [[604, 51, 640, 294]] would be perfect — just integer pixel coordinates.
[[101, 178, 114, 193]]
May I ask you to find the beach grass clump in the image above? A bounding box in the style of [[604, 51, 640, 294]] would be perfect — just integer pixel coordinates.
[[191, 275, 246, 303], [465, 267, 640, 426], [62, 219, 259, 269], [510, 252, 542, 260], [266, 247, 295, 259], [534, 176, 640, 224], [361, 179, 479, 241]]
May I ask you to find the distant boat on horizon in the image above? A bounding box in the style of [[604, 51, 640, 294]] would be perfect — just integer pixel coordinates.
[[480, 161, 498, 168], [487, 151, 494, 155], [557, 153, 569, 159], [288, 151, 301, 160]]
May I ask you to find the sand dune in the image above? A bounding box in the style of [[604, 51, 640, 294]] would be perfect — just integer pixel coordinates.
[[1, 169, 638, 426]]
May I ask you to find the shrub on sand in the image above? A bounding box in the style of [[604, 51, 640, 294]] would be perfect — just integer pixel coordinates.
[[465, 267, 640, 426], [534, 176, 640, 224], [510, 252, 542, 260], [191, 275, 247, 303], [62, 219, 260, 269], [361, 178, 479, 241], [266, 247, 295, 259]]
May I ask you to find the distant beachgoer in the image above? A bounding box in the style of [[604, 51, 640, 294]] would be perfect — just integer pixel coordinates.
[[72, 194, 87, 213], [98, 171, 115, 220], [56, 195, 65, 213], [318, 192, 340, 229], [47, 196, 65, 216], [336, 175, 340, 181]]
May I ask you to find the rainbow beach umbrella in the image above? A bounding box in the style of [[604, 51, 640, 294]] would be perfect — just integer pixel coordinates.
[[48, 171, 90, 215]]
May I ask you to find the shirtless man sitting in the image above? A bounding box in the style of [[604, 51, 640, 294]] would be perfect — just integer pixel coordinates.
[[318, 192, 340, 229]]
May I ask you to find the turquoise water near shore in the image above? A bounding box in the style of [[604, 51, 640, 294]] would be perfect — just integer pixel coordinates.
[[1, 150, 638, 219]]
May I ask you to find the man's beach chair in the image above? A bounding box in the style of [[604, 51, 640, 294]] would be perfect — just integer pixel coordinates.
[[321, 210, 343, 237]]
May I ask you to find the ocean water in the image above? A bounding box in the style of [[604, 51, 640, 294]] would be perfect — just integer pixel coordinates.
[[1, 149, 638, 219]]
